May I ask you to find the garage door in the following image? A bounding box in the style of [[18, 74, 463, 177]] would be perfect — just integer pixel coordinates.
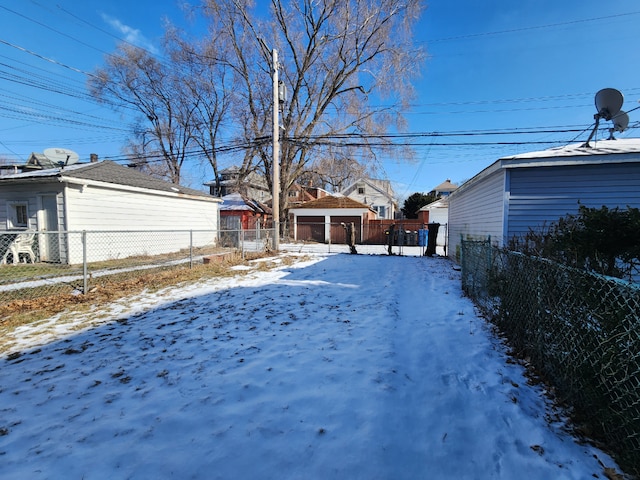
[[330, 216, 361, 244], [296, 216, 325, 242]]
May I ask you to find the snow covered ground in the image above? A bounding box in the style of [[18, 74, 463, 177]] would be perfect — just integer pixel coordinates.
[[0, 248, 624, 479]]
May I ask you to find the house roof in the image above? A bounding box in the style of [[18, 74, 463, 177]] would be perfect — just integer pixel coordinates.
[[0, 160, 214, 199], [220, 193, 250, 211], [293, 195, 372, 210], [26, 152, 58, 169], [501, 137, 640, 160], [340, 177, 398, 207], [203, 166, 269, 191], [450, 137, 640, 199], [419, 197, 449, 211], [220, 192, 270, 214], [430, 179, 457, 193]]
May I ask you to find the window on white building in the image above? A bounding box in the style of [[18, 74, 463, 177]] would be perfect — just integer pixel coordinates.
[[7, 202, 29, 229], [373, 205, 386, 218]]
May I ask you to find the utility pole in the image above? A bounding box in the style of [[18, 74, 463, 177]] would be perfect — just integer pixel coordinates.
[[271, 48, 280, 250]]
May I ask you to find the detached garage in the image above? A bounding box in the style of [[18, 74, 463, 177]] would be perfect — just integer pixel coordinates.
[[288, 196, 376, 243], [0, 160, 221, 264], [447, 138, 640, 261]]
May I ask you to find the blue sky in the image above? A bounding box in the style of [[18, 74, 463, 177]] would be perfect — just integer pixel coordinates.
[[1, 0, 639, 199]]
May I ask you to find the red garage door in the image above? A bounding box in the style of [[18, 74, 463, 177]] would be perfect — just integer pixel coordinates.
[[330, 216, 361, 244], [296, 216, 325, 242]]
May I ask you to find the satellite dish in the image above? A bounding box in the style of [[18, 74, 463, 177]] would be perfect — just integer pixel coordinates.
[[44, 148, 80, 167], [608, 110, 629, 140], [612, 111, 629, 132], [594, 88, 623, 120], [583, 88, 626, 147]]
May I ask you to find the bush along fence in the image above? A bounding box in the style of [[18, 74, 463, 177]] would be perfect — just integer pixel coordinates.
[[460, 238, 640, 476], [0, 228, 274, 305]]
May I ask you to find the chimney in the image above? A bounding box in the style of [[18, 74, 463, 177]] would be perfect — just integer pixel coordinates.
[[90, 153, 98, 163]]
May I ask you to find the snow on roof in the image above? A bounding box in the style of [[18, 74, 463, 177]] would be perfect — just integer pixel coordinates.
[[419, 197, 449, 211], [220, 193, 251, 211], [450, 137, 640, 198], [0, 161, 213, 198], [501, 137, 640, 160], [220, 193, 270, 214]]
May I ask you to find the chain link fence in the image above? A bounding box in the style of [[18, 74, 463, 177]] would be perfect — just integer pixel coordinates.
[[281, 221, 447, 256], [461, 238, 640, 476], [1, 228, 274, 305]]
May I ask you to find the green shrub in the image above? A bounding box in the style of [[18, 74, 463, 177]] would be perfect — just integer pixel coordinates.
[[510, 205, 640, 281]]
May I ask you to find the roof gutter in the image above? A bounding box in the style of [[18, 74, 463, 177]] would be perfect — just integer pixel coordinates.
[[60, 176, 222, 203]]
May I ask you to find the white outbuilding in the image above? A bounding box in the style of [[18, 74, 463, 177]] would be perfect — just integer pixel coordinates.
[[0, 161, 221, 264]]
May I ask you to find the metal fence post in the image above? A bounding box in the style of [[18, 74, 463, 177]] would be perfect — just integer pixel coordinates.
[[82, 230, 88, 294], [486, 235, 492, 275], [241, 228, 245, 259], [189, 230, 193, 269]]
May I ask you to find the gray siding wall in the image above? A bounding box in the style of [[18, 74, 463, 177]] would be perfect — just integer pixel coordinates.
[[0, 185, 64, 231], [506, 163, 640, 239], [448, 170, 506, 261]]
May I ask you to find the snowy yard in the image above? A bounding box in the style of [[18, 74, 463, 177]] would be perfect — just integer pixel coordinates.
[[0, 249, 623, 479]]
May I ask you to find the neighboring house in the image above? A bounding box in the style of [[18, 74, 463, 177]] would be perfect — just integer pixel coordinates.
[[340, 178, 398, 219], [285, 184, 330, 208], [204, 166, 270, 203], [428, 179, 458, 197], [417, 178, 457, 225], [219, 192, 271, 230], [0, 160, 221, 264], [23, 152, 59, 171], [288, 195, 376, 244], [447, 138, 640, 261]]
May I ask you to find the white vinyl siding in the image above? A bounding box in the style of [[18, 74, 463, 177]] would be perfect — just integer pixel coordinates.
[[506, 163, 640, 239], [342, 179, 396, 219], [448, 170, 506, 260], [63, 184, 219, 263], [64, 184, 217, 231]]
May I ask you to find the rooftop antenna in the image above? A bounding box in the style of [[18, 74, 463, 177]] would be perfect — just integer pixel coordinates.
[[582, 88, 624, 148]]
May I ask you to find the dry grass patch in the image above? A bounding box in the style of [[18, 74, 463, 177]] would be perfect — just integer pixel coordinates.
[[0, 251, 278, 329], [0, 250, 313, 356]]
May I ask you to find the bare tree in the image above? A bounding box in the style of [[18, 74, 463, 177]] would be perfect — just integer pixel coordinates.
[[89, 0, 425, 202], [202, 0, 425, 218], [300, 151, 370, 192], [89, 44, 197, 184], [163, 26, 237, 192]]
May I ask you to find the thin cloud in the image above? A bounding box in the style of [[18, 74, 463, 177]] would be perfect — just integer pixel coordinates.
[[101, 13, 159, 55]]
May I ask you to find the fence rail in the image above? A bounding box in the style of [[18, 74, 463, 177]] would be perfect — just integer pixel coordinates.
[[283, 221, 447, 252], [461, 238, 640, 476], [0, 228, 274, 305]]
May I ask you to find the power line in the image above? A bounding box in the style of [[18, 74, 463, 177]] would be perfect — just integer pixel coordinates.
[[424, 11, 640, 44], [0, 5, 114, 57], [0, 38, 97, 78]]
